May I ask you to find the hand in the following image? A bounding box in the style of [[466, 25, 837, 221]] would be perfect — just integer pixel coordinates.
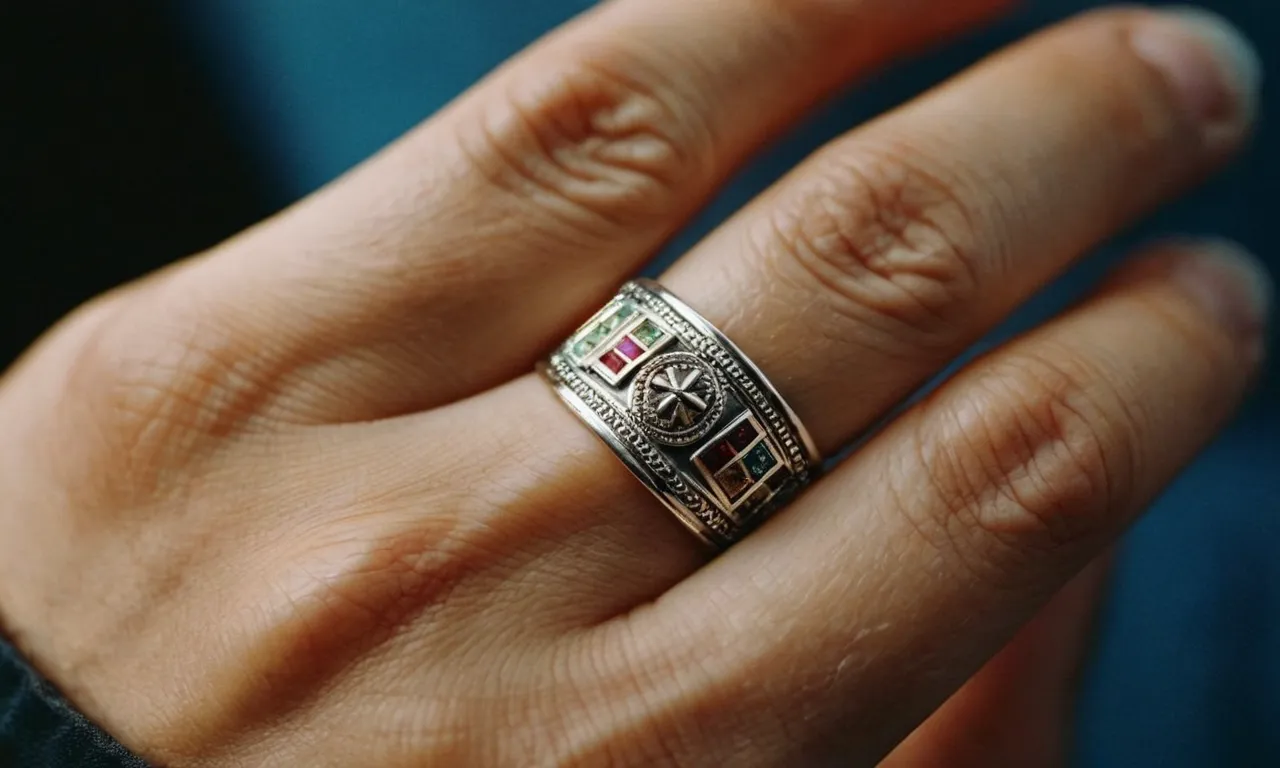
[[0, 2, 1267, 765]]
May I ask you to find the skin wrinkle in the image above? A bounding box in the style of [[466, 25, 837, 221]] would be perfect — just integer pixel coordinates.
[[764, 153, 981, 343], [0, 3, 1265, 765]]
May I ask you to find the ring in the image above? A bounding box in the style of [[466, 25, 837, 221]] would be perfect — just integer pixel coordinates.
[[540, 279, 821, 548]]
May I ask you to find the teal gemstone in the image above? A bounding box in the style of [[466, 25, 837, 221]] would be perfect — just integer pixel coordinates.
[[744, 443, 777, 481]]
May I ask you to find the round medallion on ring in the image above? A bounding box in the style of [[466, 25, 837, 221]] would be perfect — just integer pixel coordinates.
[[629, 352, 725, 446]]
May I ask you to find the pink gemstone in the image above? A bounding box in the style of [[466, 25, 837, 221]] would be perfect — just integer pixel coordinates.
[[600, 350, 628, 374], [616, 336, 644, 360]]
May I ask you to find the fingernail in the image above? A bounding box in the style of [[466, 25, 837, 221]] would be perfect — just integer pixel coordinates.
[[1132, 7, 1261, 136], [1169, 240, 1273, 339]]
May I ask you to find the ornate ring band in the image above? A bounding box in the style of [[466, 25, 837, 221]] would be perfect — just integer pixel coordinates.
[[540, 279, 821, 548]]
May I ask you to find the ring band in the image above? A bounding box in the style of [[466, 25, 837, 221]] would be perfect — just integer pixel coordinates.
[[540, 279, 821, 548]]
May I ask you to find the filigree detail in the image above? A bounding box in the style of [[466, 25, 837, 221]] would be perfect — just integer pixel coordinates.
[[621, 283, 815, 495], [547, 356, 735, 539], [630, 352, 726, 446]]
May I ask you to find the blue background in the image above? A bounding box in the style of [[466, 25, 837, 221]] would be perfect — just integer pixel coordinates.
[[178, 1, 1278, 765]]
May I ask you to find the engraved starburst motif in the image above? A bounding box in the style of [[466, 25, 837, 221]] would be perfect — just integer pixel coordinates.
[[651, 365, 709, 426], [630, 351, 725, 446]]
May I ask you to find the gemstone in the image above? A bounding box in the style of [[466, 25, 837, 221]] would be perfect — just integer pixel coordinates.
[[584, 324, 611, 346], [715, 462, 752, 500], [727, 419, 760, 452], [601, 304, 634, 333], [632, 320, 665, 347], [744, 443, 777, 480], [616, 336, 644, 360], [599, 350, 628, 375], [699, 438, 738, 474], [572, 339, 596, 357]]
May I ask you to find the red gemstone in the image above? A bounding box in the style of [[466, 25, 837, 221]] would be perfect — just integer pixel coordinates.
[[699, 439, 737, 473], [616, 336, 644, 360], [600, 350, 628, 374], [728, 420, 760, 452]]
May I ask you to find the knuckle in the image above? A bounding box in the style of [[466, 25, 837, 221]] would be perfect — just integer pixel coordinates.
[[57, 292, 269, 497], [461, 44, 714, 231], [758, 147, 984, 346], [911, 350, 1140, 575]]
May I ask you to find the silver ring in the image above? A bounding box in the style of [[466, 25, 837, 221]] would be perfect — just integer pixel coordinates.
[[539, 279, 821, 548]]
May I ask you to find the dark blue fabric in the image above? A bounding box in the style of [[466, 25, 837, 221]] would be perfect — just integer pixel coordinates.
[[0, 641, 147, 767]]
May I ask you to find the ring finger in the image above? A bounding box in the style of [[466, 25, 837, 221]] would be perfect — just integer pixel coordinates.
[[478, 5, 1259, 613]]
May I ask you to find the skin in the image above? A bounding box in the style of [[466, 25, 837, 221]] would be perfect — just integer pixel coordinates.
[[0, 1, 1269, 765]]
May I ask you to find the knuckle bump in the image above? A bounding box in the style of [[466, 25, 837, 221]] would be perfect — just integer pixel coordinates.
[[462, 46, 712, 231], [912, 351, 1139, 573], [760, 148, 983, 344], [59, 296, 271, 493]]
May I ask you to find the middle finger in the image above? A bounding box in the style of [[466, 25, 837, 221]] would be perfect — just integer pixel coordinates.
[[481, 5, 1257, 616], [665, 5, 1256, 451]]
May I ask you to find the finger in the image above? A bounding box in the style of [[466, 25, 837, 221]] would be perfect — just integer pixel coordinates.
[[149, 0, 1010, 423], [664, 5, 1260, 451], [638, 240, 1270, 765], [475, 5, 1261, 617], [883, 555, 1111, 768]]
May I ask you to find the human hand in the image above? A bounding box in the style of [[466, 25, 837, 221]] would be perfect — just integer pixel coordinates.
[[0, 1, 1268, 765]]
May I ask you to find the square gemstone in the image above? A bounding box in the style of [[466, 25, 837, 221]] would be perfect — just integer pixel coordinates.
[[715, 462, 752, 501], [601, 304, 635, 333], [632, 320, 665, 347], [616, 336, 644, 360], [727, 420, 760, 453], [600, 350, 628, 374], [743, 443, 777, 480], [584, 324, 611, 346], [699, 438, 738, 474]]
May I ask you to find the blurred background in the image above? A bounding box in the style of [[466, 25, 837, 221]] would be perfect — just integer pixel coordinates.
[[1, 1, 1276, 765]]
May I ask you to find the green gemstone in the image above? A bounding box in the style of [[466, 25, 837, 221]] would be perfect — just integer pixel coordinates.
[[632, 320, 665, 347], [744, 443, 777, 481], [572, 339, 596, 357], [605, 304, 637, 331], [584, 324, 610, 345]]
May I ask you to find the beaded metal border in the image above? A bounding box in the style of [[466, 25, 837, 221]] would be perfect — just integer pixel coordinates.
[[546, 356, 736, 540], [621, 282, 815, 486]]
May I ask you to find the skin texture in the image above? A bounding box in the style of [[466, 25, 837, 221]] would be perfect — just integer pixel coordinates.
[[0, 1, 1269, 766]]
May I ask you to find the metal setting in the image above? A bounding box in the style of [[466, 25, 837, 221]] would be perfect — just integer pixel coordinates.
[[540, 279, 821, 548], [630, 352, 726, 446]]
